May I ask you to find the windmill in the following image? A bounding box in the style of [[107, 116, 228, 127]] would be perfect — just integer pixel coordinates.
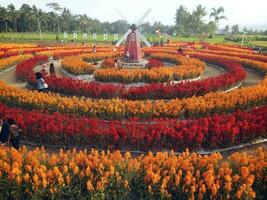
[[115, 9, 152, 63]]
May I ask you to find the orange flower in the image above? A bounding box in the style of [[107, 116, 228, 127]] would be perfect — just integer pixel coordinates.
[[241, 166, 249, 178]]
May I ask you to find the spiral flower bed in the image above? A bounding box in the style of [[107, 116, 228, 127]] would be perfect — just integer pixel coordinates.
[[16, 56, 246, 100], [0, 42, 266, 151]]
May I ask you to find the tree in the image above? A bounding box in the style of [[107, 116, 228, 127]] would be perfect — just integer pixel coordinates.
[[0, 6, 11, 32], [210, 7, 227, 23], [76, 14, 89, 33], [46, 2, 62, 33], [231, 24, 239, 34], [209, 6, 227, 36], [223, 25, 230, 34], [31, 6, 48, 40], [192, 5, 207, 34], [17, 4, 33, 32], [6, 4, 19, 32], [206, 21, 217, 37], [175, 5, 189, 35]]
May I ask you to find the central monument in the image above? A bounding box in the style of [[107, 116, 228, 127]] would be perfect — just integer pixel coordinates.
[[115, 9, 152, 67]]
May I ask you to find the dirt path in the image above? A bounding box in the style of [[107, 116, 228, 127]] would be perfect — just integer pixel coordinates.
[[0, 67, 27, 88], [0, 61, 263, 89], [242, 69, 263, 87], [201, 64, 224, 80], [35, 60, 64, 77]]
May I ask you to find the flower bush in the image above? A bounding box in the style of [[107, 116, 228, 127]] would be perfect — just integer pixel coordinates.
[[61, 56, 95, 75], [0, 103, 266, 150], [101, 58, 117, 68], [16, 56, 246, 100], [95, 53, 205, 83], [0, 146, 266, 199], [0, 54, 32, 72], [61, 52, 121, 75], [146, 58, 164, 69], [0, 75, 266, 120]]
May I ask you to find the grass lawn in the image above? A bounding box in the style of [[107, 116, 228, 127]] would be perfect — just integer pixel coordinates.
[[250, 40, 267, 47], [0, 32, 225, 44], [0, 32, 266, 49]]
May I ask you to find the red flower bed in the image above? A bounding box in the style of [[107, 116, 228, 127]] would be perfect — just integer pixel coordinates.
[[15, 56, 48, 82], [0, 52, 19, 59], [146, 58, 164, 69], [199, 46, 267, 62], [16, 56, 246, 100], [0, 103, 266, 151]]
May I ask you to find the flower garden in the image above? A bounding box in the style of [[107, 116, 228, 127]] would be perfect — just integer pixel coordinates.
[[0, 42, 266, 199]]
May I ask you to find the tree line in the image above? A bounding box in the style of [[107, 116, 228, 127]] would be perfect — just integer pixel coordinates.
[[0, 2, 173, 35], [0, 2, 266, 36]]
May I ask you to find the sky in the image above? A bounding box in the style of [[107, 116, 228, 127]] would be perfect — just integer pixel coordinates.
[[1, 0, 267, 30]]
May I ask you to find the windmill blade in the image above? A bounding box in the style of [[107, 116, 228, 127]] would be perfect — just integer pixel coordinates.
[[136, 9, 152, 27], [115, 9, 128, 22], [136, 30, 151, 47], [115, 29, 131, 47]]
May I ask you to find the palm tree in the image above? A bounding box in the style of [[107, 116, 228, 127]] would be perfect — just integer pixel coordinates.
[[175, 5, 189, 36], [32, 6, 48, 40], [209, 6, 227, 37], [0, 7, 11, 32], [192, 5, 207, 34], [76, 14, 89, 33], [210, 6, 227, 24], [6, 4, 19, 32], [46, 2, 62, 33]]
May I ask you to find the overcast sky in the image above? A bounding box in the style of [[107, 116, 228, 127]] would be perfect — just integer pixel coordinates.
[[1, 0, 267, 30]]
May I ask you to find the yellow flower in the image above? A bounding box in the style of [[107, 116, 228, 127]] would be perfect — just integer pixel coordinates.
[[86, 180, 94, 191], [23, 173, 30, 183]]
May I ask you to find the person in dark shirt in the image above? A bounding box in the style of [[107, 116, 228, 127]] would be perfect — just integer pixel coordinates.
[[49, 63, 56, 76], [0, 119, 10, 144], [8, 119, 22, 150]]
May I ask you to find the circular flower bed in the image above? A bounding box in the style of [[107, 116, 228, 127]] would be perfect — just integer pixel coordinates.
[[61, 52, 121, 75], [94, 53, 205, 83], [0, 42, 266, 152]]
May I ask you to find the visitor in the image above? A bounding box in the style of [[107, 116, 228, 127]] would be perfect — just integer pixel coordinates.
[[8, 119, 21, 150], [35, 72, 48, 92], [0, 118, 10, 144], [177, 47, 183, 54], [41, 65, 47, 74], [0, 116, 3, 133], [56, 35, 59, 41], [114, 59, 118, 68], [93, 45, 97, 53], [125, 51, 130, 62], [49, 63, 56, 76]]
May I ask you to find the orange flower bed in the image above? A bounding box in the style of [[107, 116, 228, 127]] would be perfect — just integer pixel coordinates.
[[0, 54, 32, 72], [95, 53, 205, 83], [0, 75, 266, 119], [0, 146, 265, 199], [61, 52, 121, 75]]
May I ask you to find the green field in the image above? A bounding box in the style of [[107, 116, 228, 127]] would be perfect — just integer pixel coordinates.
[[0, 32, 266, 48]]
